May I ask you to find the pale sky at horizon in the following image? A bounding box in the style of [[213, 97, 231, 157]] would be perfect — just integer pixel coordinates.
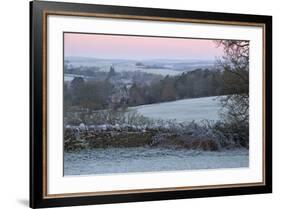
[[64, 33, 224, 60]]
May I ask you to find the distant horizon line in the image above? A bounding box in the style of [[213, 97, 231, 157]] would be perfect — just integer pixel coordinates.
[[64, 56, 217, 62]]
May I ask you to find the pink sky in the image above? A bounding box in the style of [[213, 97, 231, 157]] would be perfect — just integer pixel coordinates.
[[64, 33, 223, 60]]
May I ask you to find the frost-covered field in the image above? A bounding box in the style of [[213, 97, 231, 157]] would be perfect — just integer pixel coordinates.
[[63, 96, 248, 176], [132, 96, 222, 123], [64, 148, 249, 175]]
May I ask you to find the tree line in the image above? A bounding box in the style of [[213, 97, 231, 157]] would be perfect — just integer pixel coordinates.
[[129, 69, 226, 106], [64, 67, 247, 112]]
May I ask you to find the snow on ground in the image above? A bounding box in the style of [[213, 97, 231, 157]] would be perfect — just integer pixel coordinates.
[[131, 96, 223, 123], [64, 147, 249, 176]]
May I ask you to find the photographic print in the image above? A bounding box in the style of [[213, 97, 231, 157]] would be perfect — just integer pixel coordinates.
[[63, 33, 249, 176]]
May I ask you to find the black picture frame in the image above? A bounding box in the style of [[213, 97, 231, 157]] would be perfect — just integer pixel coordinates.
[[30, 1, 272, 208]]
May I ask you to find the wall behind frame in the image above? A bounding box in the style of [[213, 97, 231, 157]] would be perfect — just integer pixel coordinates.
[[0, 0, 279, 209]]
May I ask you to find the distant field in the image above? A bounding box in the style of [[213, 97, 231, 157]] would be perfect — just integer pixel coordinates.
[[66, 58, 215, 76], [132, 96, 223, 123]]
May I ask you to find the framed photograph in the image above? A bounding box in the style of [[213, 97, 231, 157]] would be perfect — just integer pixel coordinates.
[[30, 0, 272, 208]]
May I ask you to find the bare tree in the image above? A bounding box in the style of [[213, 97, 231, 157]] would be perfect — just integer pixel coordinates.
[[215, 40, 249, 147]]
